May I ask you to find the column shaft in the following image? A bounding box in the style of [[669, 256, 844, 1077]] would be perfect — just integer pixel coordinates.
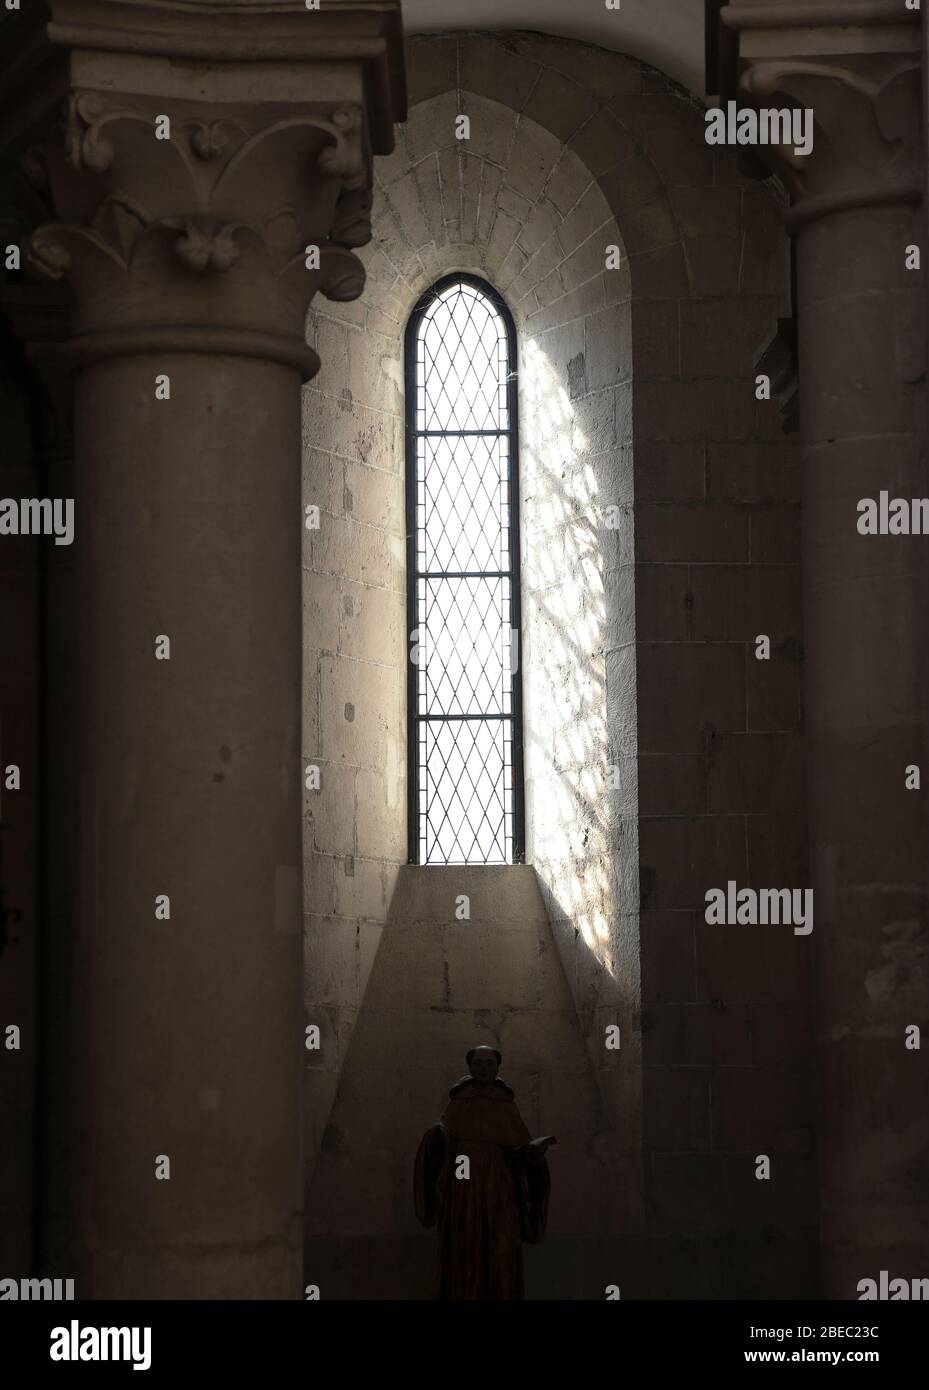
[[74, 353, 303, 1296], [796, 203, 929, 1291]]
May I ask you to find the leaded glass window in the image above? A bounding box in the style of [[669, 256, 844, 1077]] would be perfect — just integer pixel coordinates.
[[405, 275, 525, 866]]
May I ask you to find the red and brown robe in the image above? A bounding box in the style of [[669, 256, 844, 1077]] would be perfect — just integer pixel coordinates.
[[414, 1077, 551, 1300]]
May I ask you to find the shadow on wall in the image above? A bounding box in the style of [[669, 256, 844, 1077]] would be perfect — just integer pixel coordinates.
[[304, 863, 637, 1300]]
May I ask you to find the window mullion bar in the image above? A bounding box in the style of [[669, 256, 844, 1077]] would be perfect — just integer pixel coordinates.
[[417, 570, 511, 580], [419, 714, 512, 722]]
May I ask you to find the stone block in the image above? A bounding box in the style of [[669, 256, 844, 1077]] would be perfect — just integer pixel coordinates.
[[617, 189, 680, 259], [740, 185, 791, 297], [303, 913, 360, 1009], [525, 273, 606, 334], [644, 1066, 711, 1150], [689, 564, 801, 641], [632, 299, 680, 379], [628, 243, 689, 298], [638, 753, 705, 817], [635, 439, 705, 502], [460, 93, 518, 169], [568, 108, 627, 180], [459, 150, 483, 244], [749, 1004, 814, 1066], [640, 909, 698, 1003], [684, 232, 744, 295], [636, 380, 754, 442], [333, 854, 393, 924], [303, 850, 338, 918], [750, 506, 801, 563], [556, 185, 614, 260], [485, 208, 524, 274], [441, 924, 542, 1011], [668, 184, 741, 239], [509, 233, 563, 302], [303, 1067, 340, 1170], [437, 147, 462, 242], [559, 229, 617, 297], [634, 563, 691, 641], [636, 503, 749, 564], [458, 35, 542, 111], [707, 732, 806, 814], [747, 813, 809, 887], [386, 169, 431, 250], [711, 1065, 813, 1152], [528, 317, 585, 399], [302, 567, 340, 658], [533, 265, 566, 309], [475, 162, 504, 242], [506, 116, 562, 203], [610, 94, 713, 185], [303, 384, 404, 477], [496, 243, 531, 296], [643, 1002, 752, 1067], [569, 383, 615, 458], [539, 1066, 602, 1139], [747, 642, 802, 732], [319, 653, 399, 772], [516, 196, 562, 260], [635, 641, 745, 754], [524, 66, 598, 142], [602, 563, 636, 644], [373, 125, 411, 188], [411, 153, 444, 243], [638, 815, 748, 912], [308, 514, 365, 585], [302, 439, 342, 522], [706, 441, 800, 503], [407, 35, 459, 106], [354, 764, 405, 864], [649, 1151, 789, 1237], [545, 148, 593, 216], [304, 758, 355, 857], [338, 579, 404, 668], [405, 91, 459, 164], [680, 297, 782, 379], [342, 459, 403, 536], [584, 301, 633, 392], [513, 34, 643, 101], [695, 921, 813, 1006]]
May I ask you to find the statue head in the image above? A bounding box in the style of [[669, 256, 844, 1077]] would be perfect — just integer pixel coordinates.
[[466, 1045, 501, 1085]]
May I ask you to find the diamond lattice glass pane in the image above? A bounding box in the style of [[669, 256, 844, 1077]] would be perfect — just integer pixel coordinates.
[[418, 577, 511, 718], [420, 434, 509, 574], [421, 719, 510, 865], [410, 277, 520, 865], [418, 283, 509, 433]]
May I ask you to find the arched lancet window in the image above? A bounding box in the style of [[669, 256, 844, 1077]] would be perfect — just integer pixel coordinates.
[[405, 274, 525, 866]]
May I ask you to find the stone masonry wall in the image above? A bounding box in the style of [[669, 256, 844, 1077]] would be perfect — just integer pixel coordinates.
[[302, 31, 813, 1295]]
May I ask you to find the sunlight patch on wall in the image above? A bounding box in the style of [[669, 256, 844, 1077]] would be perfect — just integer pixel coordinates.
[[520, 336, 617, 972]]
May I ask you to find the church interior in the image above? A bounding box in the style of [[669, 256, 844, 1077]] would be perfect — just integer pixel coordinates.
[[1, 0, 927, 1302]]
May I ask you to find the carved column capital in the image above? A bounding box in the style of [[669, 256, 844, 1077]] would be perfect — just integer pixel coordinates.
[[719, 0, 922, 230], [10, 0, 406, 378]]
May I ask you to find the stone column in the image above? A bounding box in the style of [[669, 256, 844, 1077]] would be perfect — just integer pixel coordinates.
[[15, 0, 404, 1298], [721, 2, 927, 1294]]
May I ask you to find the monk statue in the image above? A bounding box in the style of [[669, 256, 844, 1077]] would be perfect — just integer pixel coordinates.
[[414, 1045, 556, 1300]]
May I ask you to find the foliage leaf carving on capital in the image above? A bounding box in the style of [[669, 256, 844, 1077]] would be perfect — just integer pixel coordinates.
[[162, 216, 244, 273], [738, 56, 921, 224], [25, 90, 374, 290]]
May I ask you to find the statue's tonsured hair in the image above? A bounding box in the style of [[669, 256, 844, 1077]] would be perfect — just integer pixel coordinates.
[[466, 1046, 502, 1067]]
